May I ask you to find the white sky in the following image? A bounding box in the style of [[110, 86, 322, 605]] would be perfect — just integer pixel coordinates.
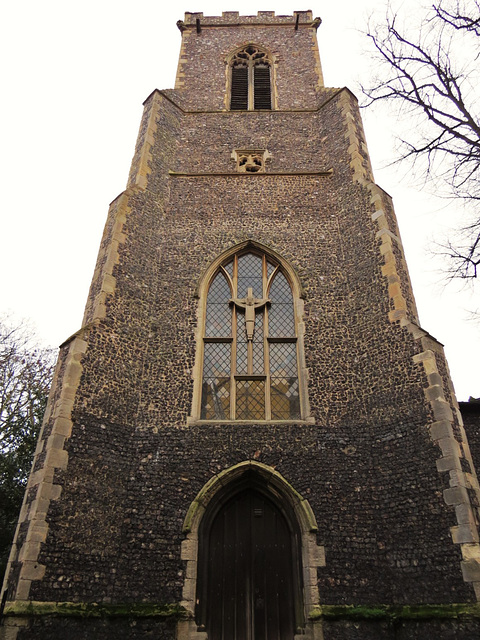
[[1, 1, 478, 401]]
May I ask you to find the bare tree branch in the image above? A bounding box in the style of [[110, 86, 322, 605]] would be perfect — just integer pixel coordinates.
[[434, 1, 480, 36], [438, 232, 480, 279], [362, 1, 480, 278]]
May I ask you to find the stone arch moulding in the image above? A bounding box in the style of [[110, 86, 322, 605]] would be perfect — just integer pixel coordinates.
[[225, 43, 278, 111], [195, 240, 304, 300], [188, 240, 313, 424], [177, 461, 325, 640], [225, 42, 275, 62]]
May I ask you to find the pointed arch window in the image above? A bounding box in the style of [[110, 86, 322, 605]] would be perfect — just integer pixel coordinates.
[[230, 45, 272, 111], [200, 250, 302, 421]]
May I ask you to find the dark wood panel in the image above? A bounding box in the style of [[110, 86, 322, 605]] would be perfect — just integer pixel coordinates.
[[253, 67, 271, 110], [205, 489, 296, 640], [231, 67, 248, 110]]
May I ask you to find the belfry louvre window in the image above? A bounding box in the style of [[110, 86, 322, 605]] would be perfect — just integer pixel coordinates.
[[201, 251, 301, 421], [230, 45, 272, 110]]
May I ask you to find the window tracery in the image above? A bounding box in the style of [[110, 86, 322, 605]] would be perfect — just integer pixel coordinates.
[[200, 250, 301, 421], [230, 45, 272, 111]]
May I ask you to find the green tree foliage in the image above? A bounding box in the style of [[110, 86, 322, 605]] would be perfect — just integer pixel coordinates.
[[0, 318, 55, 584], [362, 0, 480, 279]]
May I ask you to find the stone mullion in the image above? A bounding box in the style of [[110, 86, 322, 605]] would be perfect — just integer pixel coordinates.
[[264, 318, 272, 421], [246, 336, 254, 375], [231, 308, 238, 420], [231, 256, 239, 420], [263, 256, 272, 421], [248, 61, 255, 111]]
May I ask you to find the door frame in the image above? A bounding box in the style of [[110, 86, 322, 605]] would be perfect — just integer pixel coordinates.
[[178, 461, 325, 640], [196, 482, 303, 638]]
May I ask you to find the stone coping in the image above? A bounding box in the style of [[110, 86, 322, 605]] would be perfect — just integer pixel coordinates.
[[179, 11, 317, 27]]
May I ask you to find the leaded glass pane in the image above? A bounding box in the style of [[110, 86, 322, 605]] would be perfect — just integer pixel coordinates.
[[236, 345, 248, 375], [237, 253, 263, 298], [236, 310, 247, 373], [236, 379, 265, 420], [206, 273, 231, 337], [208, 271, 232, 303], [203, 342, 231, 378], [268, 272, 295, 337], [252, 341, 264, 373], [269, 272, 292, 303], [201, 378, 230, 420], [270, 378, 300, 420], [206, 306, 232, 338], [255, 308, 264, 333], [269, 342, 297, 377], [268, 310, 295, 337], [253, 342, 263, 373], [224, 260, 234, 277], [252, 311, 264, 372], [238, 253, 262, 278]]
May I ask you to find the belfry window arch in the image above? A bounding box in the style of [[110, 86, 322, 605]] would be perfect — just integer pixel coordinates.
[[193, 245, 309, 422], [229, 45, 273, 110]]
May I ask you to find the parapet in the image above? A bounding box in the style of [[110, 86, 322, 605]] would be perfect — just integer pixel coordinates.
[[177, 11, 320, 30]]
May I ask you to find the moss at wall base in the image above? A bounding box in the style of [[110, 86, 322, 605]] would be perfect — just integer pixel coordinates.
[[309, 603, 480, 621], [2, 601, 187, 619], [4, 601, 480, 622]]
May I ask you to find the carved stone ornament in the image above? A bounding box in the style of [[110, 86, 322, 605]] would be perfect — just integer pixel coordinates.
[[231, 148, 272, 173]]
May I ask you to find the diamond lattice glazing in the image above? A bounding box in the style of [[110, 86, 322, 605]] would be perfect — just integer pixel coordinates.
[[203, 342, 231, 378], [269, 342, 297, 376], [268, 273, 294, 337], [206, 273, 232, 337], [270, 378, 300, 419], [201, 378, 231, 420], [238, 253, 263, 297], [236, 379, 265, 420]]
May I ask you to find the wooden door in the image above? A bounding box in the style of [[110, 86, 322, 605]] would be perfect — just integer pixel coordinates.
[[204, 489, 297, 640]]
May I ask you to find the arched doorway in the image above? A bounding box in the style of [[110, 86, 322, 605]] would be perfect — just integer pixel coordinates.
[[196, 480, 304, 640]]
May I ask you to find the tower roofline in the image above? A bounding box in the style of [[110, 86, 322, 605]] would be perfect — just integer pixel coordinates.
[[177, 10, 321, 31]]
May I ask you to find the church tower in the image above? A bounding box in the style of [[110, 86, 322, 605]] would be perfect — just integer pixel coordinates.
[[3, 11, 480, 639]]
